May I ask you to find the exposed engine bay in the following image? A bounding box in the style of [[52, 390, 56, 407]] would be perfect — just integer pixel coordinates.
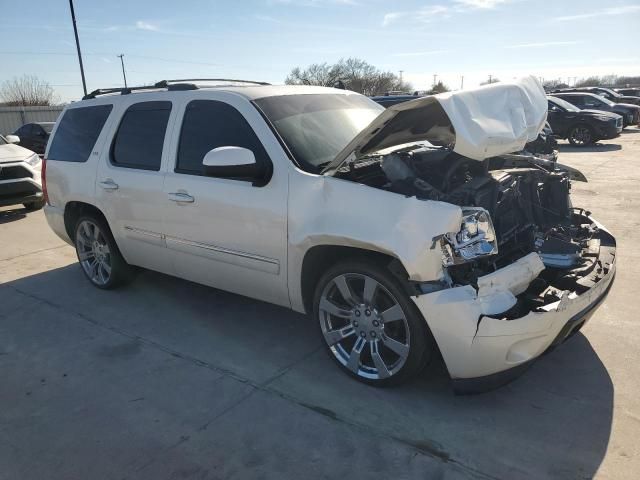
[[335, 145, 615, 315]]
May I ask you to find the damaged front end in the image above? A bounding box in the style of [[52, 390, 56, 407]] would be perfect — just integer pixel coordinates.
[[323, 77, 616, 391]]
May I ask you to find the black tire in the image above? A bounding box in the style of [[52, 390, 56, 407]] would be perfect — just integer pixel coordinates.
[[73, 214, 135, 289], [568, 124, 595, 146], [313, 259, 435, 387], [23, 199, 45, 211]]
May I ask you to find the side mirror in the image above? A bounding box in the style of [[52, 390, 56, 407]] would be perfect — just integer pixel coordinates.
[[5, 135, 20, 144], [202, 146, 271, 186]]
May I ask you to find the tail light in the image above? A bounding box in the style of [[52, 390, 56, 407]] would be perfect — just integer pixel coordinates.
[[42, 157, 48, 205]]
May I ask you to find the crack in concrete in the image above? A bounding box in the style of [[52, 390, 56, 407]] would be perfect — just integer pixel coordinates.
[[0, 244, 68, 263], [7, 284, 497, 480]]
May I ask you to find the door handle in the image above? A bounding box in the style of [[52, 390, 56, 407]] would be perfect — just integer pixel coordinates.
[[168, 192, 195, 203], [99, 179, 119, 191]]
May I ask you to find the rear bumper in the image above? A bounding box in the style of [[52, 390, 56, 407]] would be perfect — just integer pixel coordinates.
[[44, 204, 73, 245], [412, 215, 616, 393]]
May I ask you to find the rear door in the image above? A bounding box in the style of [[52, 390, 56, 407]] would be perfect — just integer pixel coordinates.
[[95, 98, 175, 275], [161, 94, 289, 307]]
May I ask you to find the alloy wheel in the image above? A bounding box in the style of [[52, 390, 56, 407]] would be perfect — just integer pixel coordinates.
[[319, 273, 411, 380], [570, 126, 592, 146], [76, 220, 112, 286]]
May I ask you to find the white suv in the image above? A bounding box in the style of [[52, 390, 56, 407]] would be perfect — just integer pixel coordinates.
[[43, 77, 616, 393]]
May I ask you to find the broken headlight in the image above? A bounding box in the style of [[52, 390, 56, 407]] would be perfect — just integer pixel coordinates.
[[441, 208, 498, 266]]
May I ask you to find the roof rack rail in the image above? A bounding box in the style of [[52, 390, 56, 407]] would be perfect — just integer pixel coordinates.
[[82, 82, 197, 100], [155, 78, 272, 87], [82, 78, 270, 100]]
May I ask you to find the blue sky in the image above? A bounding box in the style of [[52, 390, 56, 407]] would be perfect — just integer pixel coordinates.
[[0, 0, 639, 102]]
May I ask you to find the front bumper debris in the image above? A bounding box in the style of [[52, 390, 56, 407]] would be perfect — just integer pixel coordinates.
[[412, 216, 616, 393]]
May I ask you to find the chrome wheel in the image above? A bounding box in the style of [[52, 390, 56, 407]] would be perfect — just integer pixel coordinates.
[[569, 126, 592, 146], [319, 273, 410, 380], [75, 220, 112, 286]]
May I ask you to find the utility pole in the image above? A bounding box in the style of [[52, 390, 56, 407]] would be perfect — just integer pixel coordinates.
[[117, 54, 128, 88], [488, 74, 492, 84], [433, 74, 437, 87], [460, 75, 464, 90], [399, 70, 404, 85], [68, 0, 87, 97]]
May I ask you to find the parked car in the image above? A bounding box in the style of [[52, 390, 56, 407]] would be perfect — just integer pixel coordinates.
[[551, 92, 640, 127], [615, 88, 640, 97], [43, 77, 615, 393], [11, 122, 55, 155], [0, 134, 44, 210], [554, 87, 640, 106], [547, 95, 623, 146]]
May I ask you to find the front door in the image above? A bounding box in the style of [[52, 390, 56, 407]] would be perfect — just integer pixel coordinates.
[[95, 99, 174, 275], [161, 96, 289, 307]]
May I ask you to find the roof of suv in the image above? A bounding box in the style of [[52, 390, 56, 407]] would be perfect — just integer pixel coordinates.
[[75, 84, 357, 105]]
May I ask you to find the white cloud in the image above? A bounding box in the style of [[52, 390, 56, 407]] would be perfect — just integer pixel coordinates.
[[135, 21, 160, 31], [553, 5, 640, 21], [505, 41, 581, 49], [453, 0, 509, 10], [383, 5, 450, 26], [383, 0, 511, 26]]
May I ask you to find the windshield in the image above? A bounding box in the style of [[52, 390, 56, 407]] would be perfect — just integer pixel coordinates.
[[254, 94, 384, 172], [591, 94, 615, 107], [548, 96, 580, 112], [599, 88, 621, 99], [0, 135, 6, 146]]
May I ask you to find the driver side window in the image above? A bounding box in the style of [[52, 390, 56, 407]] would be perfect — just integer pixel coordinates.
[[175, 100, 270, 176]]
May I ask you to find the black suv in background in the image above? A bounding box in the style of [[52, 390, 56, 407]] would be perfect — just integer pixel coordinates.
[[551, 92, 640, 127], [554, 87, 640, 106], [616, 88, 640, 97], [547, 96, 622, 146], [11, 122, 55, 155]]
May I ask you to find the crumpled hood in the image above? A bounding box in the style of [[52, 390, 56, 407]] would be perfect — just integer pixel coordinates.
[[0, 144, 36, 164], [323, 76, 548, 175]]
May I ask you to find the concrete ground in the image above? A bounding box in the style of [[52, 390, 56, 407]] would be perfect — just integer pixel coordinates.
[[1, 129, 639, 480]]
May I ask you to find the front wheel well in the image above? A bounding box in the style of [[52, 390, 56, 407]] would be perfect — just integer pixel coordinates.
[[63, 201, 110, 241], [300, 245, 411, 314]]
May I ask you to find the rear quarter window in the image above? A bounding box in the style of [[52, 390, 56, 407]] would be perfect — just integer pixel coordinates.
[[48, 105, 113, 162]]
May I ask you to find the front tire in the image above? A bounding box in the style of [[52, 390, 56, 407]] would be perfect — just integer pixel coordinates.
[[74, 215, 134, 289], [568, 124, 595, 146], [313, 260, 434, 386]]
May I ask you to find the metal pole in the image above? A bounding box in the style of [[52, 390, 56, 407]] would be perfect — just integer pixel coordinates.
[[460, 76, 464, 90], [68, 0, 87, 96], [117, 54, 128, 88], [433, 74, 437, 86], [488, 74, 492, 84]]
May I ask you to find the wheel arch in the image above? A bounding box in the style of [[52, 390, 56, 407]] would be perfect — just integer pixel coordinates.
[[299, 244, 412, 315], [63, 201, 112, 242]]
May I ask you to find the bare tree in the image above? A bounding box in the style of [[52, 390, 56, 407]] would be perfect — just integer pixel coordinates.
[[427, 81, 450, 94], [0, 75, 58, 106], [285, 58, 412, 96]]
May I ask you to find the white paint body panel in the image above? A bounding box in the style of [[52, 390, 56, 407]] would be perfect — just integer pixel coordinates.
[[43, 83, 614, 383]]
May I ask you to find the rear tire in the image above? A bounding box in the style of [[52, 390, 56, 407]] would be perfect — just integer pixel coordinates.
[[73, 215, 135, 289], [568, 124, 595, 146], [23, 199, 45, 211], [313, 259, 435, 387]]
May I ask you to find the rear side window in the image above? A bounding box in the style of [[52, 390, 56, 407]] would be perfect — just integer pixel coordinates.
[[111, 101, 172, 171], [176, 100, 269, 175], [48, 105, 113, 162]]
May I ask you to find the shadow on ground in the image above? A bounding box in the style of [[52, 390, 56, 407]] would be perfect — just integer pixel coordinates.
[[0, 207, 27, 224], [557, 143, 622, 153], [1, 264, 614, 479]]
